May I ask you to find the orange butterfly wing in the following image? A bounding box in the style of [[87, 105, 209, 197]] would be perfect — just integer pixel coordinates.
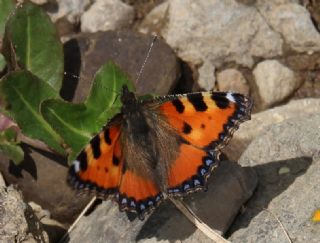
[[68, 125, 123, 196], [158, 92, 252, 195], [68, 124, 163, 218]]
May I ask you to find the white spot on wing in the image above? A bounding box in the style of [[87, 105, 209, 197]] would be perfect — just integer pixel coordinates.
[[226, 92, 236, 103], [73, 160, 80, 172]]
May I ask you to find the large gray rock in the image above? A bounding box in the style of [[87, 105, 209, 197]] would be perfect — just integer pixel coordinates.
[[140, 0, 283, 88], [66, 161, 257, 242], [81, 0, 134, 33], [140, 0, 320, 91], [253, 60, 301, 109], [223, 98, 320, 161], [257, 1, 320, 53], [229, 114, 320, 242]]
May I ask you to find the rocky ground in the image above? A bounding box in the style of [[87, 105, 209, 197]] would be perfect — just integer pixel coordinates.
[[1, 0, 320, 242]]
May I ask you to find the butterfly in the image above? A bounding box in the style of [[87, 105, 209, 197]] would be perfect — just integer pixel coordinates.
[[68, 85, 252, 219]]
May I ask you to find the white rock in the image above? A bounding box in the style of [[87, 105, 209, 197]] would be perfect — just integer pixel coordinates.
[[197, 61, 216, 90], [253, 60, 300, 108], [140, 0, 283, 87], [81, 0, 134, 33], [217, 69, 249, 95], [30, 0, 48, 4], [257, 2, 320, 53], [139, 1, 169, 35], [49, 0, 91, 23], [0, 172, 5, 188]]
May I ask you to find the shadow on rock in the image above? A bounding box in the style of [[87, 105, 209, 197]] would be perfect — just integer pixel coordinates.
[[137, 160, 257, 242], [227, 156, 312, 236]]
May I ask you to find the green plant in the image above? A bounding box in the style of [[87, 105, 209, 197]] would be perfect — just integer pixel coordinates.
[[0, 1, 134, 163]]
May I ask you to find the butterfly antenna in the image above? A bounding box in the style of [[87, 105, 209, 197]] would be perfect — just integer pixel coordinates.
[[135, 35, 158, 85]]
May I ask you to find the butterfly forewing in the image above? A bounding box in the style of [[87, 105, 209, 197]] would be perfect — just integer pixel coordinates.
[[68, 125, 123, 196], [153, 91, 252, 195]]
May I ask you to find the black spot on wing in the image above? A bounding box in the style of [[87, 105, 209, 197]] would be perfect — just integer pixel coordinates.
[[78, 151, 88, 171], [90, 135, 101, 159], [182, 122, 192, 134], [112, 155, 120, 166], [187, 93, 208, 111], [172, 99, 185, 113], [211, 93, 230, 109], [104, 129, 112, 145]]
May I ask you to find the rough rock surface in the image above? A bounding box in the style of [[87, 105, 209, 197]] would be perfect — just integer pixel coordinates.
[[223, 98, 320, 161], [217, 69, 249, 95], [0, 181, 49, 243], [140, 0, 320, 91], [81, 0, 134, 33], [229, 114, 320, 242], [257, 1, 320, 53], [48, 0, 91, 23], [66, 161, 257, 242], [140, 0, 283, 86], [253, 60, 301, 108]]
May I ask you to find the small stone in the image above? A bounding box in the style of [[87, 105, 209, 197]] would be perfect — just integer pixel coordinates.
[[81, 0, 134, 33], [217, 69, 249, 95], [197, 61, 215, 90], [253, 60, 301, 108], [49, 0, 91, 23], [139, 1, 169, 35], [0, 172, 6, 188], [30, 0, 47, 5]]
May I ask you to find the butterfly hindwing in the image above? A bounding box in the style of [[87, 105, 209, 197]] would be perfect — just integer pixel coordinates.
[[118, 169, 163, 219]]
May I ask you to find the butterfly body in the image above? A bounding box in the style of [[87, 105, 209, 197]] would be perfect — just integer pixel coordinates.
[[68, 85, 252, 219]]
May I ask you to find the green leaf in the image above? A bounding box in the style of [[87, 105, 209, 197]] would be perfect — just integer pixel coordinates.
[[2, 127, 16, 141], [0, 53, 6, 72], [41, 61, 134, 160], [2, 2, 63, 91], [0, 142, 24, 164], [0, 0, 14, 38], [0, 127, 24, 164], [0, 70, 65, 155], [85, 61, 135, 112], [41, 100, 93, 157]]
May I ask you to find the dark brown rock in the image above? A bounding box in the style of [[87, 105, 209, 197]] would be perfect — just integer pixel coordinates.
[[62, 30, 181, 102]]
